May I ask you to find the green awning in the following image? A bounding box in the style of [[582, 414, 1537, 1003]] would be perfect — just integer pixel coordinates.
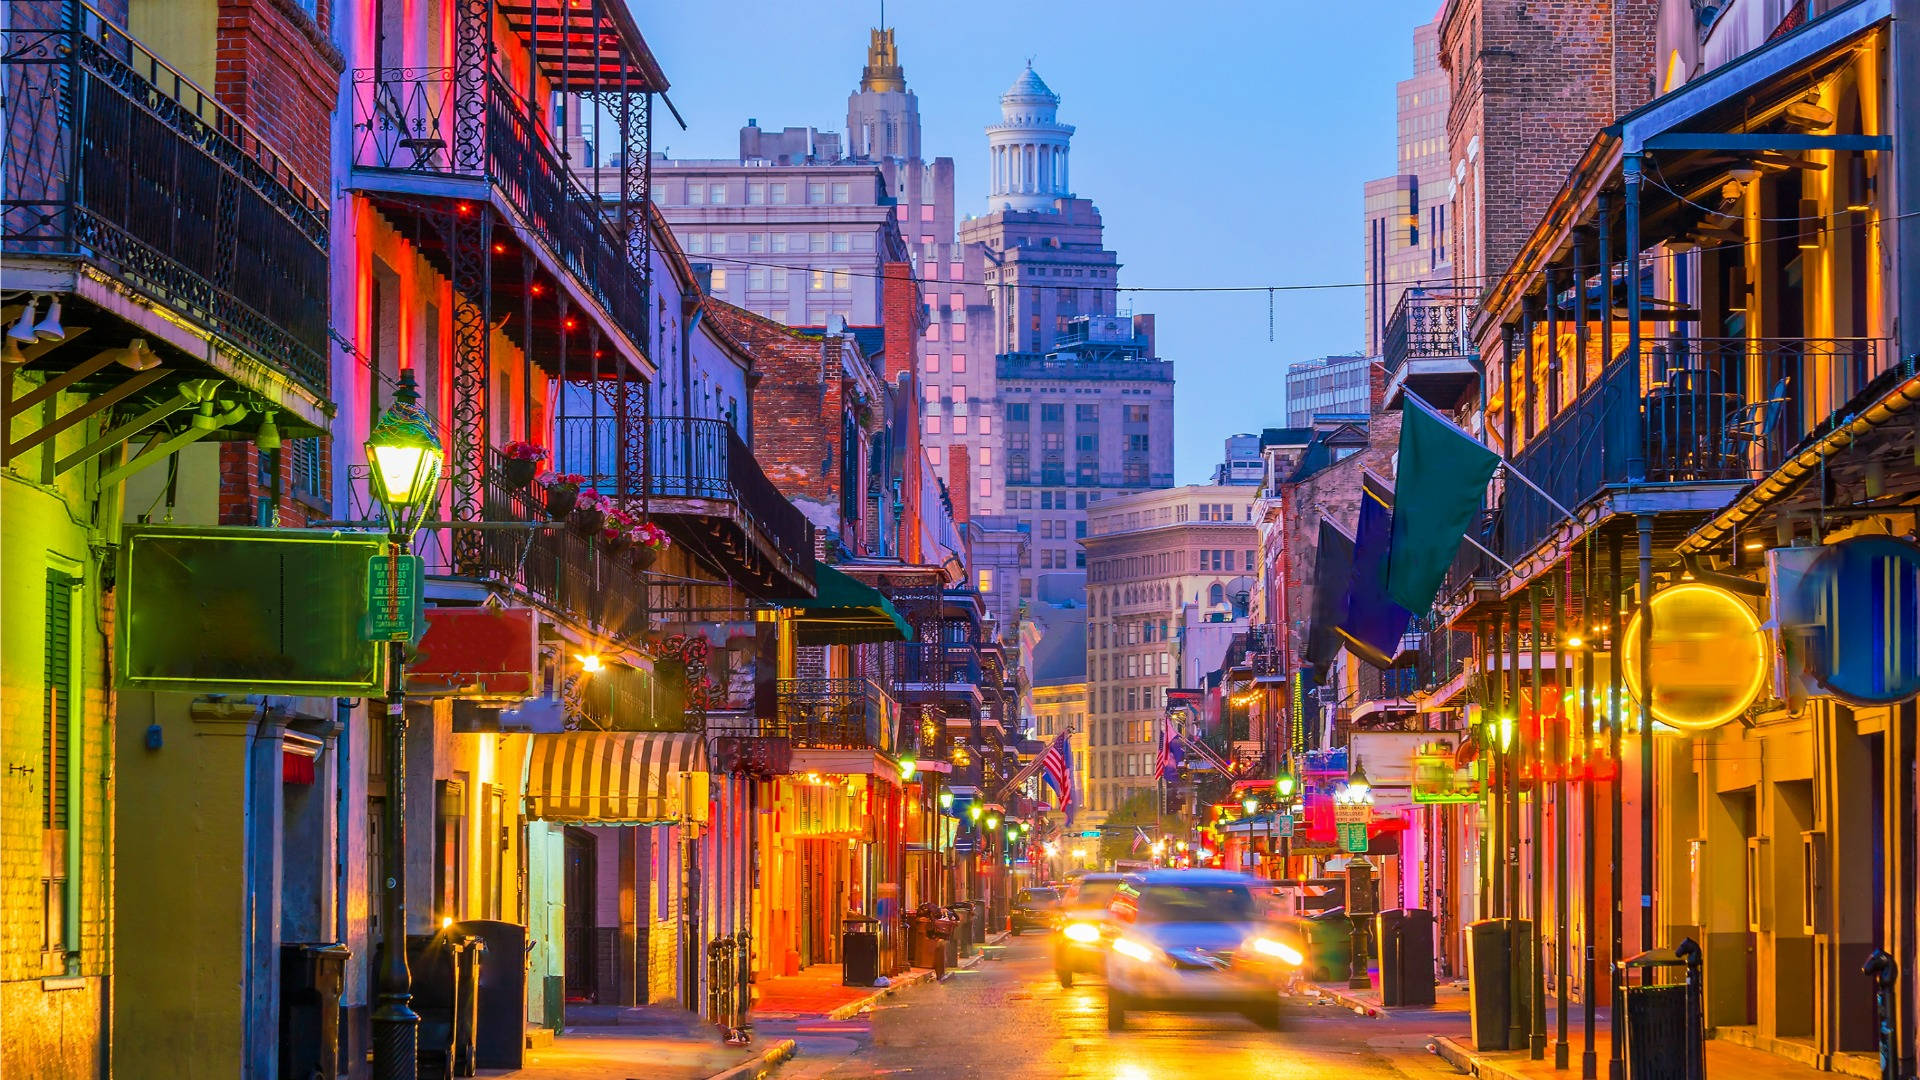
[[781, 562, 915, 645]]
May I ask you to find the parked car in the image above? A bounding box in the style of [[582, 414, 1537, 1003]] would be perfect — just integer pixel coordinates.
[[1010, 886, 1062, 934], [1103, 870, 1305, 1031], [1053, 873, 1128, 987]]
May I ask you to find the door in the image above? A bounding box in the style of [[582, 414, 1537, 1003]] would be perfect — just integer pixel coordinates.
[[564, 829, 597, 1001], [680, 834, 701, 1011]]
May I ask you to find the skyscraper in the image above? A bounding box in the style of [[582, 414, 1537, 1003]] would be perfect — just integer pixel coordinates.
[[1361, 16, 1452, 355]]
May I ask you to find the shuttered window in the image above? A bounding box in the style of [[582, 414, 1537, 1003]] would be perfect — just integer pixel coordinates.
[[43, 571, 74, 830]]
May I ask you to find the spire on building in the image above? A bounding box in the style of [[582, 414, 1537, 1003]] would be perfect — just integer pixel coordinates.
[[861, 27, 906, 93]]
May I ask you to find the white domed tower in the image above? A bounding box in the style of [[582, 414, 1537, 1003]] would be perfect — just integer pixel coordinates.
[[986, 64, 1074, 213]]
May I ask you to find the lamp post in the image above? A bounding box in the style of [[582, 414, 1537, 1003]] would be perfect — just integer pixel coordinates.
[[1276, 765, 1297, 883], [365, 370, 445, 1080], [1338, 761, 1376, 990]]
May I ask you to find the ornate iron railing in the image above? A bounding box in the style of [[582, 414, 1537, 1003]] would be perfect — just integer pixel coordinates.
[[560, 415, 816, 575], [1500, 336, 1888, 561], [2, 1, 329, 390], [468, 447, 649, 642], [1383, 287, 1477, 377], [894, 642, 983, 688], [350, 66, 647, 346], [769, 678, 896, 752]]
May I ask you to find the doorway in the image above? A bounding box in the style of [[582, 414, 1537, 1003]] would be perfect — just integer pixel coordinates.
[[564, 828, 597, 1002]]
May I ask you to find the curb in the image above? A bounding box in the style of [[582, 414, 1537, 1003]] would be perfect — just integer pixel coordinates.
[[702, 1038, 797, 1080], [824, 969, 936, 1021], [1433, 1035, 1532, 1079], [1305, 983, 1389, 1019]]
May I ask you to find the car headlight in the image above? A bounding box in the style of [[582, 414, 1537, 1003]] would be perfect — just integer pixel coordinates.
[[1112, 937, 1161, 963], [1063, 922, 1101, 945], [1252, 937, 1305, 966]]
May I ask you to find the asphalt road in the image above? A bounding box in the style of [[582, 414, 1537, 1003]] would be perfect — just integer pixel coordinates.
[[762, 934, 1470, 1080]]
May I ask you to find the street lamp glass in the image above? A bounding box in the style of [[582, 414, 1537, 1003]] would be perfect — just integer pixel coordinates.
[[364, 369, 444, 539], [1242, 797, 1259, 814], [1275, 772, 1296, 798]]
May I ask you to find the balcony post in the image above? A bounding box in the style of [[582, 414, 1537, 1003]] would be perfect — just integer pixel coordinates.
[[1545, 270, 1561, 419], [1523, 297, 1538, 440], [1622, 154, 1647, 484], [1502, 323, 1519, 456], [1529, 582, 1546, 1060], [1607, 532, 1625, 1080], [1635, 514, 1654, 971], [1572, 229, 1590, 397], [1598, 193, 1616, 481]]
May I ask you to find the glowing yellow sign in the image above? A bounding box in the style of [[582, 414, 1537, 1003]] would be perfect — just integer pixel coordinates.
[[1621, 583, 1766, 731]]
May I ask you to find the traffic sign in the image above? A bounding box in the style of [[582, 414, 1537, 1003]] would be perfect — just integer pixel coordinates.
[[364, 553, 423, 642], [1338, 821, 1369, 853]]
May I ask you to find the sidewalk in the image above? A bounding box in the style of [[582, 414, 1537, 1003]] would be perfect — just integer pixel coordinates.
[[754, 930, 1009, 1021], [1435, 1015, 1853, 1080], [477, 1016, 794, 1080]]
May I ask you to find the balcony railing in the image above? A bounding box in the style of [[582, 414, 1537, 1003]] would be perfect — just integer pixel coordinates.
[[561, 415, 816, 575], [2, 1, 329, 391], [1382, 287, 1477, 377], [770, 678, 896, 752], [895, 643, 982, 689], [350, 67, 647, 345], [465, 448, 649, 641], [1500, 336, 1887, 560]]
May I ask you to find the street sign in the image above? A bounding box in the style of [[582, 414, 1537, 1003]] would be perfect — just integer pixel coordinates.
[[1079, 830, 1100, 838], [1334, 802, 1371, 824], [364, 553, 423, 642], [1338, 821, 1370, 853], [1273, 812, 1295, 838]]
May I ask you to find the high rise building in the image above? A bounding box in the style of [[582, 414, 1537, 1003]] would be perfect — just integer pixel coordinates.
[[1080, 485, 1258, 821], [1362, 16, 1452, 355], [1211, 433, 1264, 486], [1283, 354, 1371, 427]]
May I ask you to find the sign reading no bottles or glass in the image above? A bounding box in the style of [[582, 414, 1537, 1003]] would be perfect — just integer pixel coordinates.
[[364, 553, 423, 642]]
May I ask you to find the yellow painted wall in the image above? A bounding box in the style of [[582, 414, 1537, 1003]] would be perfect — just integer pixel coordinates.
[[1, 392, 116, 1077], [126, 0, 216, 88]]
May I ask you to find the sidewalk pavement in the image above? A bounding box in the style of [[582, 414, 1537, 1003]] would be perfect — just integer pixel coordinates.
[[488, 933, 1009, 1080], [1436, 1031, 1849, 1080]]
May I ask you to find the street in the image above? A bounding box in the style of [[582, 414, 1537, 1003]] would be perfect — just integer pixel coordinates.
[[768, 936, 1468, 1080]]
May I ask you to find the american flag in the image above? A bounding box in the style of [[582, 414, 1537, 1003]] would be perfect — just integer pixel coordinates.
[[1039, 733, 1074, 822], [1154, 720, 1185, 781]]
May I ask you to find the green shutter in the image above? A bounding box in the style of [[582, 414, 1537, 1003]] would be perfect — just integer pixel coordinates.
[[43, 571, 75, 831]]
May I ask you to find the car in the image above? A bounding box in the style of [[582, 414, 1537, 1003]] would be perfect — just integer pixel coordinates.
[[1010, 887, 1062, 934], [1053, 873, 1128, 987], [1102, 869, 1306, 1031]]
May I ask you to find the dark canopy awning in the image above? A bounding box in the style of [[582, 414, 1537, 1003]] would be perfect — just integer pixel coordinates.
[[780, 562, 915, 646]]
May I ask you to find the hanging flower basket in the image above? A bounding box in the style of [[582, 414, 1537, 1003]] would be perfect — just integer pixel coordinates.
[[539, 473, 585, 520], [632, 544, 658, 570], [502, 457, 540, 489], [630, 520, 670, 570]]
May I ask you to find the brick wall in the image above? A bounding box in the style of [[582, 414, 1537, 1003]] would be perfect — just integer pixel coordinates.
[[713, 302, 848, 517], [1278, 416, 1403, 678], [219, 437, 333, 527], [948, 445, 971, 526], [214, 0, 343, 193], [1443, 0, 1658, 297], [879, 262, 924, 563]]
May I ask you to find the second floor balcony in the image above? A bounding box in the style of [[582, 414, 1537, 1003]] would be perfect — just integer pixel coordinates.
[[561, 414, 815, 598], [1382, 287, 1479, 412], [769, 678, 898, 753]]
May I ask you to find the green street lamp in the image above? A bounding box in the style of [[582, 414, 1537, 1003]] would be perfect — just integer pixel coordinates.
[[938, 788, 954, 810], [1275, 767, 1297, 800], [365, 369, 444, 1080], [1242, 796, 1260, 815]]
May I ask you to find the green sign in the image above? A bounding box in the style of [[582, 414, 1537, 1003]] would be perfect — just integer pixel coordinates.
[[364, 553, 423, 642], [1337, 821, 1369, 854], [1273, 813, 1295, 838]]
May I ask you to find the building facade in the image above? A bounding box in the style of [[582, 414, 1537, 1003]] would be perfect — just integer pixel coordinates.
[[1081, 485, 1258, 821], [1283, 354, 1371, 427], [1362, 16, 1453, 355]]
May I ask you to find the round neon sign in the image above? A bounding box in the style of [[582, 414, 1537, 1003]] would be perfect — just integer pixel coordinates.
[[1621, 582, 1766, 731]]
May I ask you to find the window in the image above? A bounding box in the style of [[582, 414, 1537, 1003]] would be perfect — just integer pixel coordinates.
[[686, 234, 705, 255], [950, 323, 966, 341], [1076, 404, 1099, 422], [768, 268, 787, 291], [1128, 434, 1149, 453], [925, 323, 941, 342], [42, 569, 77, 965], [921, 204, 936, 222], [977, 415, 991, 435], [926, 415, 942, 434], [953, 416, 968, 434], [926, 354, 940, 373], [832, 232, 851, 253], [1125, 405, 1150, 423], [927, 446, 943, 465], [1209, 583, 1226, 607], [688, 183, 706, 205], [810, 270, 827, 291], [948, 292, 964, 312], [831, 182, 850, 204], [978, 477, 991, 499], [809, 232, 828, 253], [979, 447, 992, 466], [1042, 433, 1064, 452], [1040, 403, 1064, 423], [1006, 403, 1030, 422], [832, 270, 851, 290], [807, 182, 827, 204], [951, 353, 966, 373], [770, 233, 789, 253], [1075, 551, 1086, 568], [978, 568, 994, 593], [748, 233, 766, 254], [769, 183, 789, 205], [709, 268, 729, 291], [950, 262, 964, 281], [707, 183, 727, 204], [1076, 434, 1097, 452], [747, 182, 766, 205]]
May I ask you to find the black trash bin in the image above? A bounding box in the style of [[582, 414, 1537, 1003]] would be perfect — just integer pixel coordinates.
[[1377, 909, 1436, 1007], [1466, 919, 1512, 1051], [1619, 940, 1705, 1080], [454, 920, 527, 1070], [380, 934, 457, 1080], [843, 915, 881, 986], [279, 943, 350, 1080], [451, 935, 484, 1076]]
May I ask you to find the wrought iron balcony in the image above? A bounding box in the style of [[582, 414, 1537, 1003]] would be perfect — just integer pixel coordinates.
[[464, 448, 649, 642], [1500, 336, 1889, 561], [1382, 287, 1478, 411], [895, 643, 983, 691], [349, 66, 647, 353], [2, 2, 329, 394], [560, 415, 816, 597], [770, 678, 897, 752]]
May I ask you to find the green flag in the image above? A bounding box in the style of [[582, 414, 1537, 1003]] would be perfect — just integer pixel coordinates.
[[1387, 394, 1501, 612]]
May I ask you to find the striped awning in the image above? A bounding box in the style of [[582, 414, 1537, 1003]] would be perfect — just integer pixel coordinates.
[[524, 732, 708, 824]]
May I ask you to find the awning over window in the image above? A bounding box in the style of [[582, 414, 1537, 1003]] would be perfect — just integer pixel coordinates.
[[524, 732, 708, 824], [779, 562, 915, 646]]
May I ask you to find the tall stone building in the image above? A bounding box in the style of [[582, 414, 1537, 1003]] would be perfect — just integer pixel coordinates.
[[1362, 16, 1453, 354], [1283, 354, 1371, 427], [1081, 485, 1259, 821]]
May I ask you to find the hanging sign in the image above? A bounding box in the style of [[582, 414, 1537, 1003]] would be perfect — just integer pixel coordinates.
[[1337, 822, 1370, 853], [364, 554, 423, 642], [1621, 582, 1766, 731], [1796, 537, 1920, 706]]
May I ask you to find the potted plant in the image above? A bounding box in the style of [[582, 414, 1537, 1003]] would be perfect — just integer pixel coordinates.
[[631, 519, 671, 569], [539, 472, 586, 519], [570, 488, 609, 536], [599, 506, 637, 553], [500, 440, 549, 488]]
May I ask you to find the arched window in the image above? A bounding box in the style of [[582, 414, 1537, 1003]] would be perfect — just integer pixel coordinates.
[[1208, 583, 1225, 608]]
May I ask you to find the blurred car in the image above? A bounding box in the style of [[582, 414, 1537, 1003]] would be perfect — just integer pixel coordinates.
[[1010, 886, 1062, 934], [1053, 872, 1129, 987], [1103, 869, 1305, 1031]]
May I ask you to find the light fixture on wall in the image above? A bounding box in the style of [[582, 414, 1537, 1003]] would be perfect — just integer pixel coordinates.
[[8, 296, 44, 342], [1726, 266, 1749, 313], [1798, 199, 1825, 250]]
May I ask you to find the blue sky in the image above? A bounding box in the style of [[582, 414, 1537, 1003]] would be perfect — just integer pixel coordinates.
[[635, 0, 1438, 481]]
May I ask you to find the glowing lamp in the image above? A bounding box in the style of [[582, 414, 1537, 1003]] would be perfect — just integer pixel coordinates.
[[897, 756, 916, 781], [1242, 797, 1260, 814], [364, 370, 444, 541], [968, 805, 983, 822], [575, 652, 604, 673], [1621, 582, 1766, 731], [1275, 770, 1297, 799], [986, 814, 1000, 829], [938, 789, 954, 809]]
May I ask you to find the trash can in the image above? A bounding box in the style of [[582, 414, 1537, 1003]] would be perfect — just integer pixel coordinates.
[[1467, 919, 1512, 1051], [1377, 909, 1436, 1007], [279, 943, 349, 1080], [454, 920, 527, 1070], [451, 935, 484, 1076], [842, 915, 881, 986], [381, 934, 457, 1080], [1618, 940, 1704, 1080]]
